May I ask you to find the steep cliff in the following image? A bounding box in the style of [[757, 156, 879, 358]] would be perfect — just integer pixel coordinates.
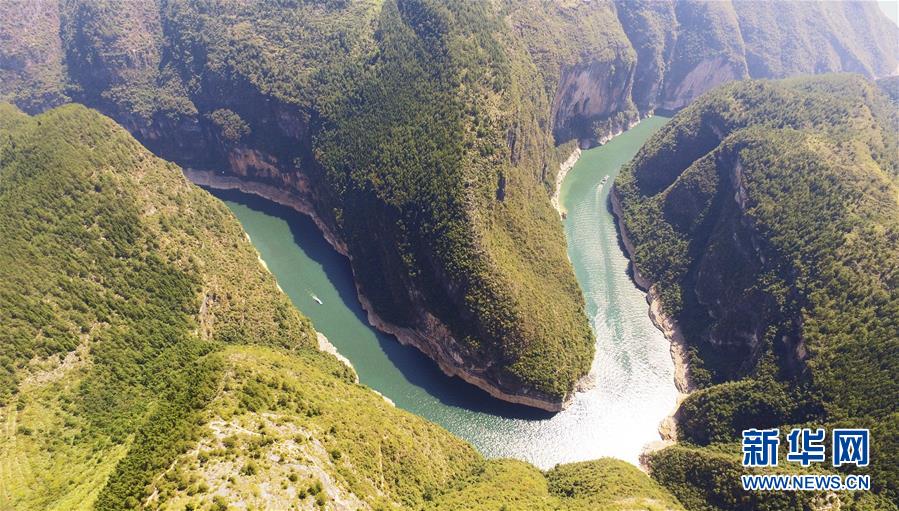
[[1, 0, 895, 410], [659, 1, 749, 110], [2, 0, 597, 410], [515, 0, 898, 147], [507, 0, 639, 146], [617, 75, 898, 389], [613, 0, 677, 115], [616, 0, 898, 113], [615, 75, 899, 508], [311, 1, 594, 409]]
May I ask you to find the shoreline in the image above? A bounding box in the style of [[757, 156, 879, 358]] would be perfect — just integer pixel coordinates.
[[183, 168, 571, 413], [609, 186, 694, 464], [551, 146, 582, 217], [316, 332, 356, 379], [610, 187, 694, 398], [551, 116, 642, 218], [551, 114, 693, 458]]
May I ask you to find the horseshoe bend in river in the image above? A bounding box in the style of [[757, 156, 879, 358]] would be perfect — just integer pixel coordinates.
[[209, 116, 675, 469]]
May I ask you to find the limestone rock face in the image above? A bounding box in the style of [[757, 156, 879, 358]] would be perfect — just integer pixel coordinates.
[[551, 58, 637, 147], [615, 75, 898, 403]]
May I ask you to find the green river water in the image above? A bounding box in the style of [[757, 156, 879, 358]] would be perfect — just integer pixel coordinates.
[[208, 115, 675, 469]]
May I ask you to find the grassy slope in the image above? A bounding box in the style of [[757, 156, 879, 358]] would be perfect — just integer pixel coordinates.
[[615, 75, 899, 509], [0, 101, 319, 509], [0, 104, 682, 510]]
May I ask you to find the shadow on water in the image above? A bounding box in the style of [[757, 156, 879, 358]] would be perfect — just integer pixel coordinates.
[[605, 191, 644, 292], [206, 187, 553, 421]]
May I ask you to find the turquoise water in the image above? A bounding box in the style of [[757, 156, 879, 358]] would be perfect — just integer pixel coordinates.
[[209, 115, 675, 468]]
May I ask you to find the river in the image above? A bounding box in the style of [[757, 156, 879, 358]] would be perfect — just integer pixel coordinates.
[[207, 115, 675, 469]]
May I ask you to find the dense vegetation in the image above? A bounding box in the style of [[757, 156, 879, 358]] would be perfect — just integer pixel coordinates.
[[615, 75, 899, 509], [104, 0, 595, 403], [0, 104, 684, 510], [311, 0, 594, 400], [2, 1, 897, 507], [0, 102, 319, 509]]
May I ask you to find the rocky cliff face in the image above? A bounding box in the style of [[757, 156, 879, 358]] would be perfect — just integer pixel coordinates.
[[1, 0, 896, 411], [538, 0, 899, 145], [661, 56, 746, 111], [657, 1, 750, 110], [613, 0, 677, 114], [551, 59, 638, 147]]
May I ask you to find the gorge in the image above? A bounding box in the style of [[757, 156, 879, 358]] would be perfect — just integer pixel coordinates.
[[2, 2, 899, 509], [3, 0, 897, 410], [188, 115, 677, 469]]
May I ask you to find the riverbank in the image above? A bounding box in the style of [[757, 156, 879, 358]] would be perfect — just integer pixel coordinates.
[[316, 332, 356, 378], [184, 169, 348, 255], [183, 168, 571, 413], [213, 117, 677, 468], [609, 186, 694, 461], [551, 146, 581, 217], [552, 116, 645, 218], [610, 187, 693, 397], [609, 186, 694, 471], [553, 119, 692, 402]]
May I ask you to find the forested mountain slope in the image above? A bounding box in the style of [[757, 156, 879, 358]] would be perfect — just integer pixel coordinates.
[[1, 0, 895, 410], [0, 103, 687, 511], [614, 75, 899, 510]]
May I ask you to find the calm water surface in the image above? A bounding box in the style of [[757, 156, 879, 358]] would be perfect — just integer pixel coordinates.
[[210, 115, 675, 468]]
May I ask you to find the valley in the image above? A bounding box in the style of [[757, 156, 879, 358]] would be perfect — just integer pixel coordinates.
[[4, 0, 896, 411], [1, 1, 897, 509], [188, 116, 677, 469]]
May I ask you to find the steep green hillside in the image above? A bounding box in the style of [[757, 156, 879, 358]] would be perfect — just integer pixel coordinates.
[[614, 75, 899, 509], [312, 0, 594, 405], [1, 0, 895, 409], [0, 104, 684, 510], [0, 102, 321, 509]]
